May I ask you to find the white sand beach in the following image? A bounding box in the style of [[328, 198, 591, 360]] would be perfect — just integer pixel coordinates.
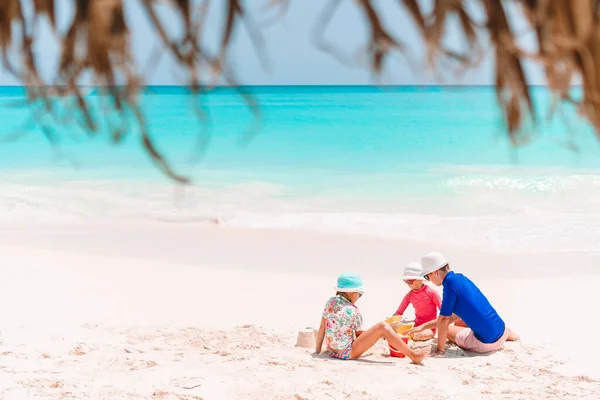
[[0, 220, 598, 399]]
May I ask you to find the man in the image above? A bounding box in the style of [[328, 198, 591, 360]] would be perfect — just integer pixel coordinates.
[[407, 251, 519, 355]]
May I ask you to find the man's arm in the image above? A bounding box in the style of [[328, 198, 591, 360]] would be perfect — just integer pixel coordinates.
[[406, 313, 459, 336], [412, 318, 438, 331], [437, 283, 459, 353], [436, 315, 453, 352]]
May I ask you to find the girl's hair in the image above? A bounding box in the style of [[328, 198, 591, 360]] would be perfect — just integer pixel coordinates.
[[336, 291, 353, 302]]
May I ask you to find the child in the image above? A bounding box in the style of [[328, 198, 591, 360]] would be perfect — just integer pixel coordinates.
[[393, 262, 441, 341], [315, 272, 427, 363]]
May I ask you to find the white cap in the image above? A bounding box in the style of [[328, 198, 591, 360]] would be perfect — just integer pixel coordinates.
[[420, 251, 448, 276], [402, 262, 425, 280]]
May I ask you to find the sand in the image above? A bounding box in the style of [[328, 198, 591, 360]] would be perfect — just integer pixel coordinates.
[[0, 220, 598, 399]]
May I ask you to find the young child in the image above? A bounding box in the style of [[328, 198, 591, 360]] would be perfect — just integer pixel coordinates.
[[315, 273, 427, 363], [393, 262, 441, 341]]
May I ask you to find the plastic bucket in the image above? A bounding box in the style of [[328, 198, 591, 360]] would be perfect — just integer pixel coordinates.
[[389, 336, 409, 358]]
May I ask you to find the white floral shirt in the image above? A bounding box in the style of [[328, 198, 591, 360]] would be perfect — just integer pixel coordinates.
[[321, 295, 363, 351]]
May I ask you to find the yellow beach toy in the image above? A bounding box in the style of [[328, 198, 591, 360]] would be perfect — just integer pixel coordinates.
[[385, 315, 414, 335]]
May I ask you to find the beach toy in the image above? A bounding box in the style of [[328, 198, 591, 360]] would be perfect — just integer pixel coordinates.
[[395, 321, 414, 335], [385, 315, 403, 324], [295, 327, 316, 348], [385, 316, 414, 335], [389, 336, 409, 358]]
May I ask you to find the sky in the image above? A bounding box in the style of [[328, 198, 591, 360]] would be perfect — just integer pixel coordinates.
[[0, 0, 546, 86]]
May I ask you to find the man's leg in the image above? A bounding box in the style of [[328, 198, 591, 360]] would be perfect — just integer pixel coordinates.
[[453, 328, 511, 353], [506, 328, 520, 341], [446, 325, 469, 344]]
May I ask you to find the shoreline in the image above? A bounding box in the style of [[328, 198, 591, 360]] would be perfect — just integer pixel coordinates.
[[1, 219, 599, 278]]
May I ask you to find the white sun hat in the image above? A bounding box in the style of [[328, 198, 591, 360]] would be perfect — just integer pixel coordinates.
[[420, 251, 449, 276], [402, 262, 425, 281]]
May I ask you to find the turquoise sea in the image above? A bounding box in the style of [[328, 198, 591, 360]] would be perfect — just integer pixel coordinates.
[[1, 85, 600, 253]]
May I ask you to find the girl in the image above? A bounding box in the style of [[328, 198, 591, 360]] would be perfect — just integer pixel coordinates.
[[315, 273, 427, 363], [393, 262, 441, 341]]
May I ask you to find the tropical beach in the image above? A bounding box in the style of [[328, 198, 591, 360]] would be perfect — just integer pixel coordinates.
[[3, 0, 600, 398], [0, 85, 599, 399]]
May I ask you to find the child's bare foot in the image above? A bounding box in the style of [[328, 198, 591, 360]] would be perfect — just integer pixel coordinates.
[[409, 349, 428, 364]]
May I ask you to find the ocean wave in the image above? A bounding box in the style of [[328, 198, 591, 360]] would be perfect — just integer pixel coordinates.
[[443, 173, 600, 193], [1, 174, 600, 254]]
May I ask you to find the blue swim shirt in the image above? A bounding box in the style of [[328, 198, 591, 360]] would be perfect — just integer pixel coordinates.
[[440, 271, 505, 344]]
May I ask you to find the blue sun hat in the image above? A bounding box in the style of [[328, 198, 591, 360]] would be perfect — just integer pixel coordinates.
[[335, 273, 365, 293]]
